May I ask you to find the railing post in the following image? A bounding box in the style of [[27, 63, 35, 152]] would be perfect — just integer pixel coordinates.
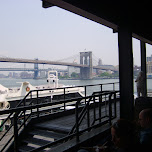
[[85, 86, 87, 104], [36, 90, 39, 117], [114, 92, 117, 118], [23, 98, 25, 106], [30, 92, 33, 114], [75, 102, 79, 142], [64, 88, 66, 111], [105, 94, 107, 116], [100, 84, 102, 92], [108, 94, 112, 126], [113, 83, 115, 91], [93, 95, 96, 123], [99, 95, 102, 123], [87, 101, 90, 128], [14, 112, 19, 152], [23, 98, 26, 128]]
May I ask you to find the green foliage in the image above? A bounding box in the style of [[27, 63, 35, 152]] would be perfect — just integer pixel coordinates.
[[59, 75, 69, 79], [99, 72, 111, 77], [71, 72, 79, 78], [99, 72, 119, 78]]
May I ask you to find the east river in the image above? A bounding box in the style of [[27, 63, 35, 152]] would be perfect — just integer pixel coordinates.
[[0, 78, 152, 95]]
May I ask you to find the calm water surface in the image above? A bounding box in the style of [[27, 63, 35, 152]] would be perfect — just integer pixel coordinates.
[[0, 78, 152, 94]]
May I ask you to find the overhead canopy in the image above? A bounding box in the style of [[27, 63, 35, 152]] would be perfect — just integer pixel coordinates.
[[43, 0, 152, 44]]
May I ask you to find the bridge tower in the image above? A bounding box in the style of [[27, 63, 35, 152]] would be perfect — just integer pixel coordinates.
[[80, 51, 93, 79], [34, 58, 39, 79]]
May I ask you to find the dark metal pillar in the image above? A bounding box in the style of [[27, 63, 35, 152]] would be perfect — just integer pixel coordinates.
[[140, 41, 147, 97], [118, 26, 134, 120]]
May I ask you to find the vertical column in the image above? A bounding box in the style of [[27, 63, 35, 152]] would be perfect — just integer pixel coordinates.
[[80, 53, 83, 65], [80, 52, 84, 79], [118, 26, 134, 120], [140, 41, 147, 97], [80, 52, 93, 79], [89, 52, 93, 79]]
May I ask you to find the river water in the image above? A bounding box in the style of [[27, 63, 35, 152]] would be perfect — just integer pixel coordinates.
[[0, 78, 152, 95]]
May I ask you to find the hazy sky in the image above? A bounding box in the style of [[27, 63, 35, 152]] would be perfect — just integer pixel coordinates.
[[0, 0, 152, 68]]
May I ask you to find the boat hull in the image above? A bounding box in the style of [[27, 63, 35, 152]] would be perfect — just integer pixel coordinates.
[[8, 91, 84, 108]]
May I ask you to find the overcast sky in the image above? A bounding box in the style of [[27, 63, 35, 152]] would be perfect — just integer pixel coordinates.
[[0, 0, 152, 68]]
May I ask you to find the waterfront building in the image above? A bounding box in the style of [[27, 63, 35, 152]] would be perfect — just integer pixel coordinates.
[[147, 61, 152, 78], [147, 55, 152, 78], [98, 58, 102, 66], [68, 60, 80, 77], [147, 55, 152, 62]]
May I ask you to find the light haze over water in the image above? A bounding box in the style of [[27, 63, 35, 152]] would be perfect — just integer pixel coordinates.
[[0, 78, 152, 94]]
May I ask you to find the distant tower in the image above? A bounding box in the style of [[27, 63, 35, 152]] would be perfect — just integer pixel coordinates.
[[80, 51, 93, 79], [98, 58, 102, 66]]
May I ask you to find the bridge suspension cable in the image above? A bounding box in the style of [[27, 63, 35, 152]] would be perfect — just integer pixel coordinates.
[[54, 53, 80, 63], [92, 53, 101, 66]]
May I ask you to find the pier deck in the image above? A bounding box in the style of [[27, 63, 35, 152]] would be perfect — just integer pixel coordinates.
[[0, 90, 120, 152]]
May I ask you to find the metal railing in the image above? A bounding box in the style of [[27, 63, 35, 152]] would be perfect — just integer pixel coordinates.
[[0, 82, 119, 152], [69, 90, 119, 141], [16, 81, 119, 107], [29, 91, 120, 152]]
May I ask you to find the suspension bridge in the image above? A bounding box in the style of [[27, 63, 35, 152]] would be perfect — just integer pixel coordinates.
[[0, 52, 117, 79]]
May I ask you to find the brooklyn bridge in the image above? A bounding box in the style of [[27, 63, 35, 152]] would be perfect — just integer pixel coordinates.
[[0, 51, 117, 79]]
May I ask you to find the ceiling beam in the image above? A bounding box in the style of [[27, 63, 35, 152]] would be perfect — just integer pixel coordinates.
[[42, 0, 152, 45], [43, 0, 118, 30]]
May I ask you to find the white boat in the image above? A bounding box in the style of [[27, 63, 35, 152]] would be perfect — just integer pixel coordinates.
[[0, 71, 84, 110]]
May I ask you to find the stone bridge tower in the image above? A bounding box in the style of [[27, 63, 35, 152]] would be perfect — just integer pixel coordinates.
[[80, 51, 93, 79]]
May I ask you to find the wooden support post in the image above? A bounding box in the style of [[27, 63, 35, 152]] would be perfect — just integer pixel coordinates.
[[140, 41, 147, 97], [118, 26, 134, 120]]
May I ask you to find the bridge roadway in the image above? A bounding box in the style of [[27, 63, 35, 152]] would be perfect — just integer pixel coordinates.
[[0, 68, 56, 72], [0, 57, 118, 71]]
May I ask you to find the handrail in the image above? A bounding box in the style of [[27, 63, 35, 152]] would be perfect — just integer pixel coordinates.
[[69, 91, 119, 141], [0, 91, 118, 115], [16, 81, 119, 107], [21, 91, 119, 152], [26, 91, 120, 152], [68, 91, 113, 135], [0, 82, 119, 152]]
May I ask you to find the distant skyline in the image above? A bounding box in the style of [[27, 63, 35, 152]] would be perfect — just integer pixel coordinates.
[[1, 0, 152, 68]]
